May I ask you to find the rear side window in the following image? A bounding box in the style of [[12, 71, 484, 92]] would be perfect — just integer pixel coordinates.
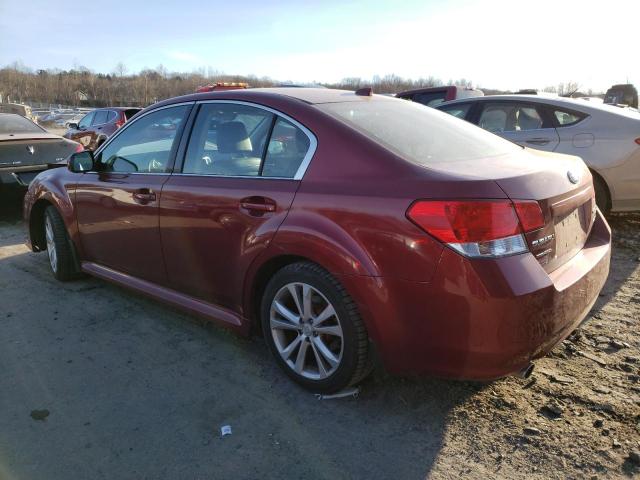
[[262, 118, 311, 178], [183, 103, 313, 178], [106, 110, 118, 123], [478, 103, 544, 133], [553, 109, 586, 126], [438, 103, 471, 119], [92, 110, 109, 125], [183, 103, 273, 176], [319, 99, 519, 166]]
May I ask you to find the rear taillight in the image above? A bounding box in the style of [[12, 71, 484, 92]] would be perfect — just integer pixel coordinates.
[[635, 138, 640, 146], [74, 143, 84, 153], [115, 116, 125, 128], [407, 199, 544, 258]]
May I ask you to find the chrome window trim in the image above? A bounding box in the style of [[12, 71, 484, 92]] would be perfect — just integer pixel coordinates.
[[93, 102, 196, 158], [193, 99, 318, 181]]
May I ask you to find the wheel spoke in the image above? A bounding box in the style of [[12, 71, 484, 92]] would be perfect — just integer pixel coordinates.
[[310, 341, 329, 379], [314, 325, 342, 338], [314, 304, 336, 326], [302, 284, 312, 320], [281, 334, 302, 360], [311, 336, 339, 368], [273, 300, 300, 325], [294, 338, 309, 373], [271, 318, 300, 331], [287, 284, 303, 317]]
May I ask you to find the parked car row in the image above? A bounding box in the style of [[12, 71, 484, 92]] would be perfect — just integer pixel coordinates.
[[431, 95, 640, 213], [22, 87, 612, 393]]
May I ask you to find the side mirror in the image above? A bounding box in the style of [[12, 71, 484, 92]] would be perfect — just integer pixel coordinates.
[[68, 150, 95, 173], [67, 122, 78, 130]]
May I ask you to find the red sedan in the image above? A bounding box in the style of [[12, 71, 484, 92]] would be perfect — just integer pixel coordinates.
[[23, 88, 611, 393]]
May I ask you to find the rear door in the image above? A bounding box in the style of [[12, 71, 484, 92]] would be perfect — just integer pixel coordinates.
[[476, 101, 560, 151], [75, 104, 192, 285], [160, 101, 316, 311]]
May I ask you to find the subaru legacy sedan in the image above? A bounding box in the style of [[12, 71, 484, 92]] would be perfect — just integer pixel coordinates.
[[23, 88, 611, 393]]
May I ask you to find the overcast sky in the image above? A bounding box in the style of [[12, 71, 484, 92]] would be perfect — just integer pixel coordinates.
[[1, 0, 637, 92]]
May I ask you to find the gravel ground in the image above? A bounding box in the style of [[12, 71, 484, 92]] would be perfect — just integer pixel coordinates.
[[0, 195, 638, 480]]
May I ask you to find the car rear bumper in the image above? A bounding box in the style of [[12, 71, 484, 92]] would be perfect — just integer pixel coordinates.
[[1, 165, 48, 187], [341, 209, 611, 379]]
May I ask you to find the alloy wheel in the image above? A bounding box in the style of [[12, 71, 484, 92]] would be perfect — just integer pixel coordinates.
[[45, 215, 58, 273], [269, 282, 344, 380]]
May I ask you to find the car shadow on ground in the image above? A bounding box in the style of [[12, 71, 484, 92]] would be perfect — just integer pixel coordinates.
[[592, 213, 639, 312]]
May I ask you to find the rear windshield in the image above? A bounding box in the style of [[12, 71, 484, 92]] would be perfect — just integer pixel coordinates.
[[0, 114, 45, 134], [318, 99, 519, 165]]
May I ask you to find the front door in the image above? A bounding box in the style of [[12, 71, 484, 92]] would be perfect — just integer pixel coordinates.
[[476, 101, 560, 151], [160, 102, 315, 312], [75, 104, 192, 285]]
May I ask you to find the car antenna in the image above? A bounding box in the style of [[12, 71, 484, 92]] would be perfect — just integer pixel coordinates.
[[355, 87, 373, 96]]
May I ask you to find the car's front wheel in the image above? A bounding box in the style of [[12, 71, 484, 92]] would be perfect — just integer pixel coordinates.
[[44, 206, 82, 281], [261, 262, 371, 393]]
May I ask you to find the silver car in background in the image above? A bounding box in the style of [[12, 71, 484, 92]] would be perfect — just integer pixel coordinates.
[[436, 95, 640, 213]]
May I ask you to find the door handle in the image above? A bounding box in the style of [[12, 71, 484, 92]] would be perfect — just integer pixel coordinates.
[[132, 188, 156, 204], [526, 138, 551, 145], [239, 196, 277, 215]]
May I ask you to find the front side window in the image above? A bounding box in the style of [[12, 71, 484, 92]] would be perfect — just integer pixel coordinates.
[[554, 109, 586, 126], [92, 110, 109, 125], [438, 103, 471, 119], [96, 105, 189, 173], [78, 112, 94, 129], [478, 103, 544, 133], [183, 103, 312, 178]]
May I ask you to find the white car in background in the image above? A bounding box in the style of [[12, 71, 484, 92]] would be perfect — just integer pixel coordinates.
[[436, 95, 640, 213]]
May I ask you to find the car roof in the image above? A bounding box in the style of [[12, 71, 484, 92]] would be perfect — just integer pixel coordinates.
[[153, 88, 393, 108]]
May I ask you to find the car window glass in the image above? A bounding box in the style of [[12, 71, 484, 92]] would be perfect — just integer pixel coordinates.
[[96, 105, 189, 173], [262, 118, 311, 178], [319, 100, 519, 166], [478, 103, 543, 132], [78, 112, 94, 128], [92, 110, 109, 125], [0, 114, 45, 134], [439, 103, 471, 119], [106, 110, 118, 123], [554, 109, 585, 126], [183, 103, 273, 176], [412, 92, 447, 107]]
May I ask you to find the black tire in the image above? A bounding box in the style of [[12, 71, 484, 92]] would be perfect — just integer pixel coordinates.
[[593, 174, 611, 215], [261, 262, 371, 394], [44, 206, 82, 281]]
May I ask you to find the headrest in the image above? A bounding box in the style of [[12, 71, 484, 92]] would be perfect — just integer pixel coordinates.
[[218, 121, 252, 153]]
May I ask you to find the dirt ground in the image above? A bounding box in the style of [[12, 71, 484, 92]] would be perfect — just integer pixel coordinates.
[[0, 194, 638, 480]]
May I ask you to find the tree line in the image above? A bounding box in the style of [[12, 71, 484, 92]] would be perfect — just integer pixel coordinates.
[[0, 61, 591, 108]]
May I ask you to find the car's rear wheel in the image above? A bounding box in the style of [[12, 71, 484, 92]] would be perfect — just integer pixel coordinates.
[[261, 262, 371, 393], [44, 206, 81, 281]]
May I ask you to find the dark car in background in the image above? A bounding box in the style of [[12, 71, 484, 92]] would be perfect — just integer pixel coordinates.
[[24, 89, 610, 393], [396, 85, 484, 107], [64, 107, 141, 151], [0, 113, 82, 193], [603, 84, 638, 109]]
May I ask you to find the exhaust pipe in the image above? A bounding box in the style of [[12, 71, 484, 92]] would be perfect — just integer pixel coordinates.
[[514, 362, 535, 379]]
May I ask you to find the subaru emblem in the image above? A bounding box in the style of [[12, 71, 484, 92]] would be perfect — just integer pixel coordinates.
[[27, 145, 35, 155], [567, 169, 580, 184]]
